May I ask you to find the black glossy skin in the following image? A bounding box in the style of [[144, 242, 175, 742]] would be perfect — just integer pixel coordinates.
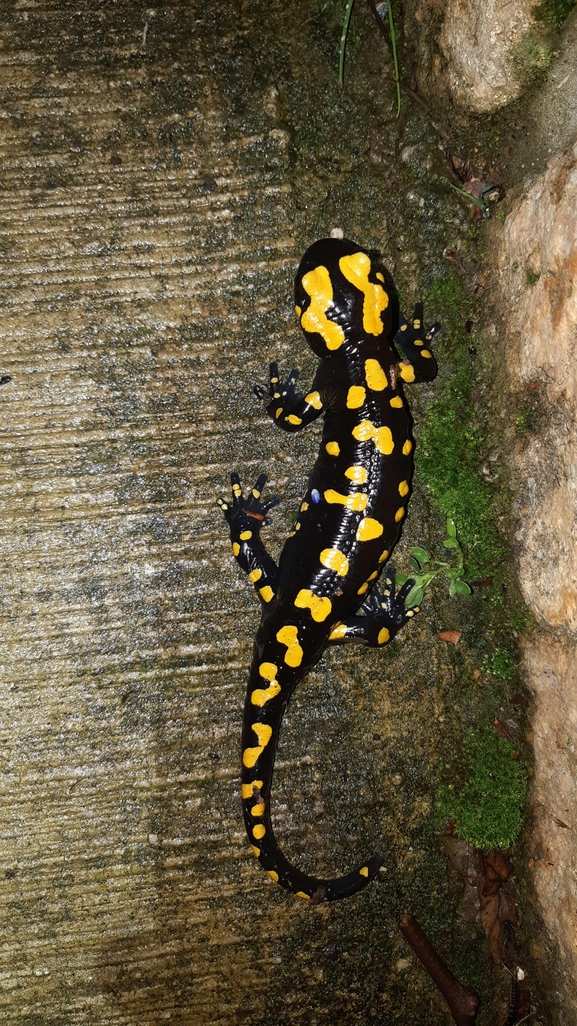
[[218, 237, 439, 903]]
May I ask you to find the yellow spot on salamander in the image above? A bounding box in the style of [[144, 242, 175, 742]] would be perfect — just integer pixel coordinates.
[[232, 483, 242, 496], [275, 407, 283, 419], [240, 530, 252, 541], [294, 305, 301, 318], [359, 866, 369, 878], [241, 779, 264, 799], [325, 441, 340, 457], [375, 272, 384, 283], [378, 627, 390, 645], [300, 501, 309, 511], [252, 824, 266, 840], [421, 349, 432, 358], [402, 439, 413, 455], [276, 625, 303, 667], [242, 722, 273, 768], [364, 358, 388, 391], [395, 507, 405, 522], [324, 489, 368, 511], [267, 870, 279, 882], [399, 362, 416, 383], [320, 548, 349, 576], [399, 480, 409, 497], [251, 845, 261, 857], [329, 622, 347, 640], [346, 385, 366, 409], [339, 252, 388, 335], [378, 548, 390, 563], [352, 420, 394, 455], [296, 891, 311, 900], [248, 568, 263, 583], [345, 465, 368, 484], [301, 265, 346, 351], [357, 582, 369, 595], [356, 517, 383, 541], [287, 414, 302, 425], [251, 681, 281, 706], [259, 585, 274, 603], [368, 570, 379, 582], [259, 663, 277, 680], [295, 589, 332, 623], [251, 802, 265, 817], [390, 395, 403, 408], [232, 542, 240, 556], [305, 391, 322, 409]]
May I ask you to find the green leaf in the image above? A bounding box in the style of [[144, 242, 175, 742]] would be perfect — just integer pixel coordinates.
[[446, 517, 457, 538], [446, 568, 461, 580], [453, 579, 472, 595], [410, 546, 429, 563], [409, 556, 422, 572], [449, 579, 457, 597], [405, 584, 425, 607], [443, 537, 460, 549], [395, 573, 409, 586]]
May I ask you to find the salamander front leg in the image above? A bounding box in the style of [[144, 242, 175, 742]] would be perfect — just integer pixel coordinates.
[[254, 362, 324, 433], [218, 472, 280, 605], [328, 567, 419, 647], [395, 303, 441, 384]]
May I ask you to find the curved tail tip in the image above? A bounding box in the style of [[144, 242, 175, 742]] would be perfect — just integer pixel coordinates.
[[308, 854, 384, 903]]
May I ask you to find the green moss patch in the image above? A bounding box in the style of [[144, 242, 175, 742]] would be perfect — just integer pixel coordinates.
[[438, 728, 526, 849], [416, 272, 502, 578]]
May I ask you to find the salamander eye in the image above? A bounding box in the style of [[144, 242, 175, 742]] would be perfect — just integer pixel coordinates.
[[311, 489, 321, 504]]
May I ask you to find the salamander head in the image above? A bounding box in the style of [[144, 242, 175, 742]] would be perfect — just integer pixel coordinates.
[[294, 238, 391, 358]]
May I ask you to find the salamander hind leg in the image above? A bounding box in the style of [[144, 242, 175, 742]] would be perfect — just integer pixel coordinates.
[[329, 567, 419, 647], [395, 302, 441, 384], [217, 472, 280, 604]]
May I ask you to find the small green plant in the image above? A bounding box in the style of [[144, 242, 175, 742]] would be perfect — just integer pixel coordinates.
[[338, 0, 356, 83], [397, 518, 472, 606], [525, 266, 541, 287], [483, 646, 515, 681], [449, 182, 492, 219], [438, 727, 526, 849]]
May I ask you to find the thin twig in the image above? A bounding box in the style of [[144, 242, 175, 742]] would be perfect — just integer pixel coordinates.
[[399, 915, 479, 1026]]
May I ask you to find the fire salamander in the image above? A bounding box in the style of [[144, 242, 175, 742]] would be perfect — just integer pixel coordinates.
[[218, 237, 439, 903]]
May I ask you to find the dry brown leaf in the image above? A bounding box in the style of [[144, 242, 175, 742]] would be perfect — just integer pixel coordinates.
[[438, 630, 462, 645], [478, 851, 512, 963]]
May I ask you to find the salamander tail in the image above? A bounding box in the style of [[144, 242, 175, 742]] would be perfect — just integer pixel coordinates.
[[242, 788, 382, 902]]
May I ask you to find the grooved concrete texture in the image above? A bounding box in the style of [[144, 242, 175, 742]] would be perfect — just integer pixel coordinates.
[[0, 3, 467, 1024]]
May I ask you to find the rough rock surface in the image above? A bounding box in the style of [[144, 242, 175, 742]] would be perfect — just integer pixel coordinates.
[[508, 8, 577, 180], [493, 142, 577, 631], [416, 0, 542, 114], [489, 140, 577, 1024]]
